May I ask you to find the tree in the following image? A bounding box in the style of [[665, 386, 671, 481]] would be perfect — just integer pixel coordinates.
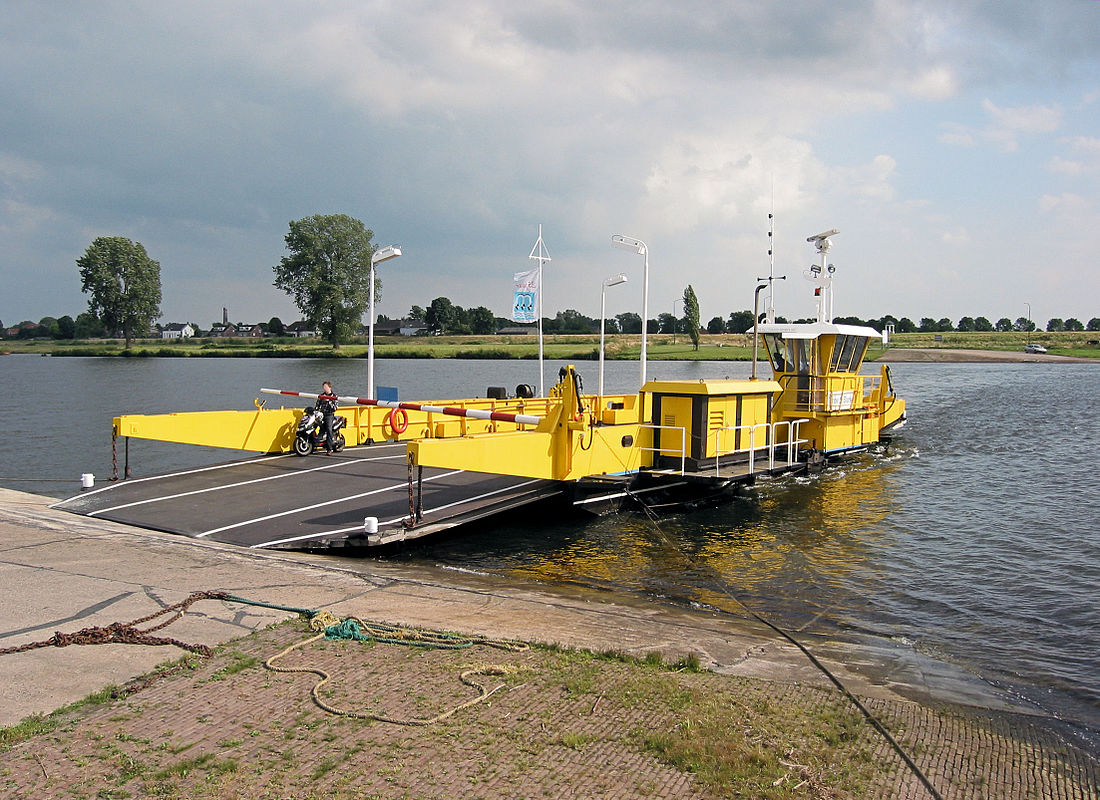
[[408, 305, 426, 322], [425, 297, 457, 333], [1046, 318, 1064, 332], [706, 316, 725, 334], [77, 236, 162, 350], [616, 312, 641, 334], [918, 317, 937, 332], [57, 315, 76, 339], [267, 316, 285, 336], [1013, 317, 1035, 332], [726, 310, 755, 334], [74, 312, 105, 339], [956, 316, 976, 332], [974, 316, 994, 332], [657, 312, 678, 334], [273, 214, 378, 348], [466, 306, 496, 334], [1065, 318, 1084, 331], [1088, 318, 1100, 332], [896, 317, 916, 333], [37, 316, 60, 339], [995, 318, 1013, 332], [683, 285, 700, 351]]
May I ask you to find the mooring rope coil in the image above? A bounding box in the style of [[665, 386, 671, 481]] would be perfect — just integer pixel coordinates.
[[262, 608, 530, 725]]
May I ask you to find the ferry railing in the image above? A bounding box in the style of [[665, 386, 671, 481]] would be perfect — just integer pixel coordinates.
[[778, 375, 878, 414], [713, 423, 764, 477], [771, 419, 810, 468], [713, 419, 810, 477], [637, 424, 687, 475]]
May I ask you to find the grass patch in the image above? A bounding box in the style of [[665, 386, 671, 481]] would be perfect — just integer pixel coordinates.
[[148, 752, 237, 781], [207, 650, 260, 681], [633, 689, 877, 798], [0, 684, 123, 749]]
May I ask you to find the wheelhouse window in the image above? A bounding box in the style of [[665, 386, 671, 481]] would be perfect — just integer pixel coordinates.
[[828, 335, 868, 373], [763, 334, 788, 372]]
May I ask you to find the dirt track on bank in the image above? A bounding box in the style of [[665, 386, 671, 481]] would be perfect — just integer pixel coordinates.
[[877, 348, 1095, 363]]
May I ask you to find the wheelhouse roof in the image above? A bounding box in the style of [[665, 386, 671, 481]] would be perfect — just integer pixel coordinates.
[[756, 321, 885, 341]]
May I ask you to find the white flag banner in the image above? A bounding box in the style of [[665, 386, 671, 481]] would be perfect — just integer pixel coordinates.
[[512, 268, 539, 323]]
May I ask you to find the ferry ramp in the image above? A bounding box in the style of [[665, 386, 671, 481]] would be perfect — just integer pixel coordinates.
[[52, 443, 563, 550]]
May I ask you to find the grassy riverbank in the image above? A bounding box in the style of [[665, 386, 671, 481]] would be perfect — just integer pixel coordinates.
[[2, 331, 1098, 359]]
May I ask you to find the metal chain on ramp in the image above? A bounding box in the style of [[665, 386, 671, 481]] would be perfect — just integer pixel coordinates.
[[263, 609, 530, 726], [0, 590, 229, 658]]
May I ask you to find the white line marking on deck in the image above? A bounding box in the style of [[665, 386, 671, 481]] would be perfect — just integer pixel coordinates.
[[86, 454, 406, 517], [201, 469, 465, 538], [249, 477, 547, 548], [52, 444, 407, 506], [53, 454, 292, 503]]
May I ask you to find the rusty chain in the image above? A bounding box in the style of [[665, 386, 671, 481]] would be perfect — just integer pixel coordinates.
[[0, 590, 229, 658]]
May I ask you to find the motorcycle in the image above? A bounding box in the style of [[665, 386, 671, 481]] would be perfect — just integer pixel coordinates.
[[294, 406, 347, 456]]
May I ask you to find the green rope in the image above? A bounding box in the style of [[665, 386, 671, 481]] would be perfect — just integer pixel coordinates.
[[220, 593, 319, 618], [220, 593, 525, 652], [323, 617, 473, 649]]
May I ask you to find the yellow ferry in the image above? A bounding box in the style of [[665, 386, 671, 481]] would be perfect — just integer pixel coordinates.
[[56, 230, 906, 549]]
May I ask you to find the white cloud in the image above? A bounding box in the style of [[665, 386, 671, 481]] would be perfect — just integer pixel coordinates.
[[831, 154, 897, 202], [1047, 136, 1100, 176], [941, 99, 1063, 153]]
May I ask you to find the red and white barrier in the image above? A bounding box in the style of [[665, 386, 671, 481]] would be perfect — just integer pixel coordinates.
[[259, 388, 543, 427]]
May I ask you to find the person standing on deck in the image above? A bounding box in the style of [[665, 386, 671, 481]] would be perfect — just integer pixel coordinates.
[[318, 381, 339, 453]]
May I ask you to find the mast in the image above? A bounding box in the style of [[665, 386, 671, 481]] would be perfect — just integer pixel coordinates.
[[528, 225, 551, 395]]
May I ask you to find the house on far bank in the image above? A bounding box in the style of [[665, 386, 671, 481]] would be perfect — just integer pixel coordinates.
[[286, 321, 320, 338], [368, 319, 404, 336], [235, 324, 264, 338], [161, 323, 195, 339], [399, 320, 430, 336], [209, 324, 237, 338]]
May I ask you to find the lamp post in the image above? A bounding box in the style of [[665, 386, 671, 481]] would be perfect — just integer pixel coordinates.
[[751, 283, 768, 380], [672, 297, 682, 335], [611, 234, 650, 387], [599, 273, 628, 404], [1025, 302, 1031, 345], [368, 245, 402, 400]]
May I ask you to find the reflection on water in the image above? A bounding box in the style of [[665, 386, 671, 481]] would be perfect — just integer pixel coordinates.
[[409, 445, 911, 633]]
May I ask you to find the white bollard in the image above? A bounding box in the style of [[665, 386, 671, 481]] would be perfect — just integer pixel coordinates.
[[363, 516, 378, 534], [80, 473, 95, 489]]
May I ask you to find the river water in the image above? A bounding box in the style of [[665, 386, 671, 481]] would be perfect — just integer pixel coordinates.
[[1, 354, 1097, 747]]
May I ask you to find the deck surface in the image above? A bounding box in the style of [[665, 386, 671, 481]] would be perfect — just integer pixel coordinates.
[[53, 444, 562, 549]]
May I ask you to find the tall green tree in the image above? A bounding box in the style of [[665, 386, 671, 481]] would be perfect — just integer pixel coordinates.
[[273, 214, 378, 349], [466, 306, 496, 334], [682, 285, 700, 350], [726, 310, 755, 334], [426, 296, 457, 333], [77, 236, 162, 350]]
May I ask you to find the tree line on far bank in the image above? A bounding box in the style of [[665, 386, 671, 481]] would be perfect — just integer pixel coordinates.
[[6, 213, 1098, 347]]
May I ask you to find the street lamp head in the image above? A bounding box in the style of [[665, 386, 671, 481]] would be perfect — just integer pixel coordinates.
[[605, 273, 628, 287], [372, 245, 402, 265], [611, 234, 646, 255]]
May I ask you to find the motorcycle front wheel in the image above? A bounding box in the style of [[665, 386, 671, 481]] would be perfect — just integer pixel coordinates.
[[293, 435, 313, 456]]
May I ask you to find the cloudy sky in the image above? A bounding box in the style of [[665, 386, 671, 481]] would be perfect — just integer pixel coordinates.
[[2, 0, 1098, 330]]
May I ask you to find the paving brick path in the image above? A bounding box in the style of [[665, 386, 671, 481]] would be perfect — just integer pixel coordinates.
[[2, 623, 1096, 799]]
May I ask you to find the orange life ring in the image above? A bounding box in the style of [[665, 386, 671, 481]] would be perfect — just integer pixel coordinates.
[[388, 407, 409, 435]]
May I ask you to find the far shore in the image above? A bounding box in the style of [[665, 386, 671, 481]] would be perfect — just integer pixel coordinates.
[[2, 330, 1097, 361]]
